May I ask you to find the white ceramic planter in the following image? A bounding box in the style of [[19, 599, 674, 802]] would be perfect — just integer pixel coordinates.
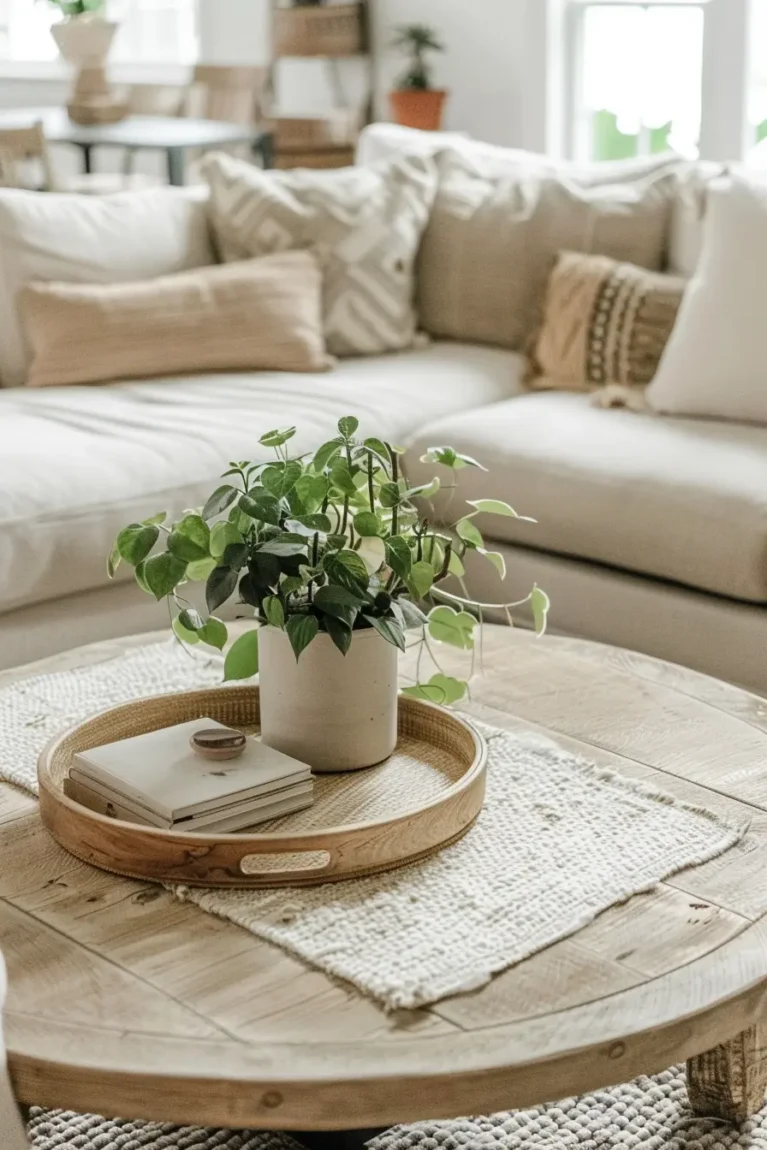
[[52, 17, 120, 118], [258, 626, 399, 773]]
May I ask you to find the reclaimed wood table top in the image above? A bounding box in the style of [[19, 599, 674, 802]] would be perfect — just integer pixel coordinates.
[[2, 625, 767, 1132]]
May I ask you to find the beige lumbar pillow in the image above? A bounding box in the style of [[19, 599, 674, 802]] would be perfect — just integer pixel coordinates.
[[20, 250, 332, 388], [530, 251, 686, 395], [202, 151, 437, 358], [417, 148, 679, 351]]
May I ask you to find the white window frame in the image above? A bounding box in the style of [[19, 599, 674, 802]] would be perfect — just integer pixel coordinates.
[[561, 0, 751, 162]]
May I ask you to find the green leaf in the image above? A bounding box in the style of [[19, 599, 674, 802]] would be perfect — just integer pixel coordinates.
[[134, 559, 151, 595], [199, 617, 228, 651], [107, 541, 121, 579], [143, 553, 187, 600], [142, 511, 167, 527], [401, 683, 447, 704], [357, 535, 386, 574], [261, 461, 303, 499], [407, 478, 441, 500], [286, 614, 319, 661], [258, 540, 309, 559], [206, 564, 238, 612], [224, 629, 259, 681], [399, 598, 428, 630], [467, 498, 535, 522], [354, 511, 383, 537], [222, 542, 248, 569], [329, 459, 358, 497], [385, 537, 412, 581], [178, 607, 204, 632], [326, 533, 348, 551], [172, 616, 200, 645], [186, 556, 218, 582], [168, 514, 210, 562], [279, 574, 304, 596], [313, 438, 343, 473], [426, 673, 467, 704], [240, 493, 282, 527], [421, 445, 487, 472], [422, 537, 445, 573], [116, 523, 159, 566], [286, 513, 332, 535], [479, 548, 506, 579], [323, 615, 353, 656], [456, 517, 484, 550], [259, 426, 296, 448], [263, 595, 285, 628], [314, 585, 365, 620], [248, 551, 281, 591], [428, 605, 476, 650], [210, 522, 244, 560], [324, 549, 370, 591], [203, 484, 238, 521], [363, 614, 406, 652], [294, 474, 329, 513], [531, 584, 550, 636], [407, 560, 434, 599], [338, 415, 360, 439], [363, 436, 389, 460], [448, 550, 465, 578], [378, 482, 401, 508]]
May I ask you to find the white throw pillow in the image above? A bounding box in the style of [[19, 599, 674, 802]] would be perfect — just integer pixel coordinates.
[[202, 151, 437, 358], [0, 185, 214, 388], [647, 174, 767, 423]]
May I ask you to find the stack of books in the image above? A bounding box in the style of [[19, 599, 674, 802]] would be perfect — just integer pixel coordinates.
[[65, 718, 313, 832]]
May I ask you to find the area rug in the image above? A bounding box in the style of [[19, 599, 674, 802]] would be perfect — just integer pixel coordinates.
[[27, 1066, 767, 1148], [0, 640, 748, 1010]]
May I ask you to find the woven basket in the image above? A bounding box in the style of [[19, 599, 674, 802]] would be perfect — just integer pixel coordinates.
[[273, 3, 365, 57]]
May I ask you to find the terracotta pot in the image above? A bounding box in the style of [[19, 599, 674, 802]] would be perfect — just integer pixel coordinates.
[[258, 626, 399, 773], [389, 89, 448, 132]]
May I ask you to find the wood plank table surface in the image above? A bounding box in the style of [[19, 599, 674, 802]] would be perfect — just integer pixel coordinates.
[[0, 107, 273, 185], [2, 625, 767, 1138]]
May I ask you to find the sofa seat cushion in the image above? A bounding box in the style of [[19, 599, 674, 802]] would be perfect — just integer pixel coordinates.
[[404, 393, 767, 604], [0, 342, 524, 616]]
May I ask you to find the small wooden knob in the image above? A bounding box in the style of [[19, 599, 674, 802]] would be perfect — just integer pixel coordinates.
[[191, 728, 247, 761]]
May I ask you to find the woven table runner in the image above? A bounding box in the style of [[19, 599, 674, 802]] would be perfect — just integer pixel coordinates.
[[0, 640, 748, 1011]]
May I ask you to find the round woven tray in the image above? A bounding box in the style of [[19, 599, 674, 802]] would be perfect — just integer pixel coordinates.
[[37, 688, 487, 888]]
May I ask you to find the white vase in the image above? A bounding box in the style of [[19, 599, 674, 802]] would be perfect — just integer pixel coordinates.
[[258, 626, 399, 773]]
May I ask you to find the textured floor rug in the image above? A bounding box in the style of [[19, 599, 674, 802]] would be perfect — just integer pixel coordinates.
[[27, 1066, 767, 1148], [1, 641, 747, 1010]]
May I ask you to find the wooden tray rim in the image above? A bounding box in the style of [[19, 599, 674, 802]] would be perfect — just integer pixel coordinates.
[[37, 688, 487, 849]]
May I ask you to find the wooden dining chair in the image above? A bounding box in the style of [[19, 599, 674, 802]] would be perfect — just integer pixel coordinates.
[[0, 953, 30, 1150], [184, 65, 271, 126], [0, 123, 56, 192]]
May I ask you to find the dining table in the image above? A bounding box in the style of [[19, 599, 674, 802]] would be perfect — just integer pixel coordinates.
[[0, 106, 273, 185]]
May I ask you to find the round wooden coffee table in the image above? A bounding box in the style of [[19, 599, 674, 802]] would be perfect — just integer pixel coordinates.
[[2, 626, 767, 1141]]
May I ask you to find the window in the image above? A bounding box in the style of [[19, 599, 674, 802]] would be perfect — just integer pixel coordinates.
[[748, 0, 767, 160], [0, 0, 198, 65], [567, 0, 706, 161]]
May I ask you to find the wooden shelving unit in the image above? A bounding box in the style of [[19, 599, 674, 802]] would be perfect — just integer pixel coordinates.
[[270, 1, 374, 170]]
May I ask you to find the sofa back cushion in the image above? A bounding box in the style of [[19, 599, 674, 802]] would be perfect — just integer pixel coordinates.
[[418, 149, 679, 351], [0, 185, 214, 388]]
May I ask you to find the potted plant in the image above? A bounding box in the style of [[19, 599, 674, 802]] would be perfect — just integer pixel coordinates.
[[389, 24, 448, 132], [109, 417, 548, 773], [44, 0, 123, 123]]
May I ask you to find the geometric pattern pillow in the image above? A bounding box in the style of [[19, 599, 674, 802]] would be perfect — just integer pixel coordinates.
[[202, 152, 437, 358], [530, 250, 686, 393]]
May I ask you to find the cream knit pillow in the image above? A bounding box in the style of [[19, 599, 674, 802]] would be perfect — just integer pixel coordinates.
[[202, 151, 437, 358], [20, 251, 332, 388]]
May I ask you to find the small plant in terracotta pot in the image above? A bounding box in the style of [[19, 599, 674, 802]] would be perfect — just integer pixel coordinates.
[[109, 417, 548, 773], [389, 23, 448, 132]]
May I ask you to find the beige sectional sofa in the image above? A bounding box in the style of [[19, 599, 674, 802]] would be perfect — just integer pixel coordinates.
[[1, 124, 765, 693]]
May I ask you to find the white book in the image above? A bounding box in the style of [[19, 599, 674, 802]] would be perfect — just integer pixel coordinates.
[[73, 718, 312, 823], [65, 775, 314, 832], [67, 768, 314, 830]]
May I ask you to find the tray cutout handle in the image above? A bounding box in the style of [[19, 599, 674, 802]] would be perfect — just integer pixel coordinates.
[[239, 849, 331, 876]]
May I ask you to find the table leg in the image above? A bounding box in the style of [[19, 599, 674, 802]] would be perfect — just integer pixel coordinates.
[[166, 148, 186, 187], [80, 143, 93, 175], [687, 1023, 767, 1121], [254, 132, 274, 170]]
